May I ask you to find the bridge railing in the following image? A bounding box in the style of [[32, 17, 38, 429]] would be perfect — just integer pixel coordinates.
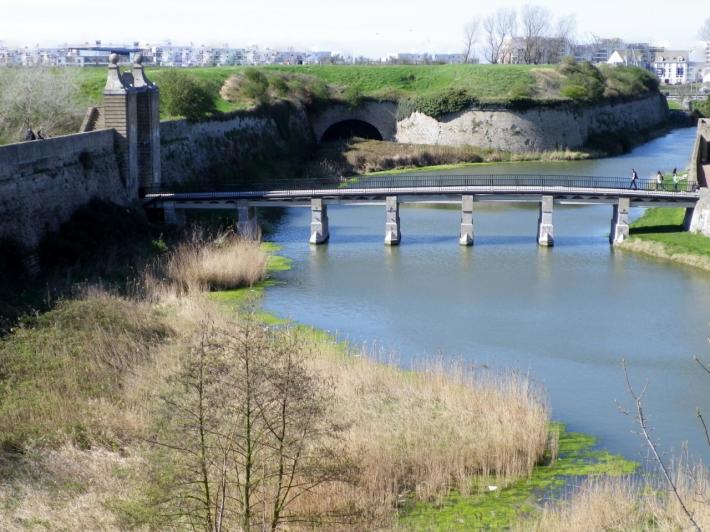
[[143, 174, 699, 197]]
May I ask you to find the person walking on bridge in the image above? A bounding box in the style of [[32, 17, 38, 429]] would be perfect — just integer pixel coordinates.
[[672, 168, 679, 192], [656, 171, 664, 191], [630, 169, 638, 190]]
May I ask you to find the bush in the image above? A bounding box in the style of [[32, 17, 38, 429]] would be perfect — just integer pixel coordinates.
[[397, 88, 478, 120], [242, 68, 270, 104], [559, 60, 658, 102], [695, 96, 710, 118], [156, 70, 216, 120], [0, 68, 84, 142]]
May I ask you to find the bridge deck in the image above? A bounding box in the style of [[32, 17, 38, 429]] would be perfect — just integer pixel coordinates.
[[144, 175, 700, 206]]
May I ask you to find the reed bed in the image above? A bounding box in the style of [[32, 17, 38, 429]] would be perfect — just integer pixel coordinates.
[[153, 229, 268, 296], [296, 335, 551, 524], [518, 460, 710, 531]]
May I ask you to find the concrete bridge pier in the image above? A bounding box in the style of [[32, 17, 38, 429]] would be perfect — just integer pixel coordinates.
[[384, 196, 401, 246], [537, 196, 554, 246], [459, 195, 474, 246], [309, 198, 329, 244], [609, 197, 630, 245], [163, 203, 186, 226], [236, 200, 259, 239]]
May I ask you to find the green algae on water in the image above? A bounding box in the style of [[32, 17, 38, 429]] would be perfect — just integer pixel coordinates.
[[398, 423, 637, 530]]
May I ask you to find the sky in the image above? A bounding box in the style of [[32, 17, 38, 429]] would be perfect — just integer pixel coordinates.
[[0, 0, 706, 58]]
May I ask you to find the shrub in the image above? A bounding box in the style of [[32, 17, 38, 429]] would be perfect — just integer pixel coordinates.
[[0, 68, 84, 142], [397, 88, 478, 120], [156, 70, 216, 120], [695, 96, 710, 118], [242, 68, 270, 104]]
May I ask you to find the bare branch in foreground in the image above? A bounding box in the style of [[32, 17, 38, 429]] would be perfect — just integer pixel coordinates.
[[621, 360, 701, 532]]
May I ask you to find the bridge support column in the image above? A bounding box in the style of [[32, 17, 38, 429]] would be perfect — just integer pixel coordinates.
[[309, 198, 329, 244], [163, 204, 186, 226], [384, 196, 401, 246], [609, 197, 630, 245], [537, 196, 554, 247], [459, 195, 474, 246], [236, 201, 259, 240]]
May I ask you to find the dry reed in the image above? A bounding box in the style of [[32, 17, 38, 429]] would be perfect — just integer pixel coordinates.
[[295, 335, 551, 525], [157, 229, 268, 296], [519, 459, 710, 531]]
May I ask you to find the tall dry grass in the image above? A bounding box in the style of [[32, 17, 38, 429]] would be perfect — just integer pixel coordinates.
[[294, 334, 551, 525], [519, 460, 710, 531], [146, 229, 268, 298], [307, 138, 591, 177]]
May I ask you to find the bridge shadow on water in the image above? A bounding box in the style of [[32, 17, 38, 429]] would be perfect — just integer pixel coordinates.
[[629, 225, 684, 235], [319, 233, 607, 247]]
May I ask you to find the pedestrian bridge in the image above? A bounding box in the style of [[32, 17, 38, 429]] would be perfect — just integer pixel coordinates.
[[143, 174, 701, 247]]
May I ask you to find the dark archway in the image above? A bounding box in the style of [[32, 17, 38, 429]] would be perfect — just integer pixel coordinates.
[[320, 119, 383, 143]]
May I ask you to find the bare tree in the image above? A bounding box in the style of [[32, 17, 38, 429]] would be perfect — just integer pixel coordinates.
[[148, 317, 354, 531], [0, 68, 84, 142], [700, 17, 710, 41], [520, 4, 550, 64], [618, 360, 701, 532], [462, 19, 481, 64], [546, 14, 577, 64], [482, 8, 517, 64]]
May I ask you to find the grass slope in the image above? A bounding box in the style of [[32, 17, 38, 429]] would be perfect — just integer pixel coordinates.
[[621, 207, 710, 270]]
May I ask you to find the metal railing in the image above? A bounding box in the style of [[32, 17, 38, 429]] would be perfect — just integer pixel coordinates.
[[143, 174, 700, 199]]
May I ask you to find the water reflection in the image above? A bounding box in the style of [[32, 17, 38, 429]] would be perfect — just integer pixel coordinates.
[[263, 127, 710, 463]]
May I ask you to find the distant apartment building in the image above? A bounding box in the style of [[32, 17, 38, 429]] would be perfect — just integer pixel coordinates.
[[432, 53, 464, 64], [653, 50, 689, 84], [304, 51, 332, 64], [395, 53, 430, 64]]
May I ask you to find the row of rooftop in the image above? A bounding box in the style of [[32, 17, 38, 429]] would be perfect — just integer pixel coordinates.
[[1, 38, 709, 85]]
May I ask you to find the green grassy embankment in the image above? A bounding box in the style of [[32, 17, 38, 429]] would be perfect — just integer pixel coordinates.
[[73, 62, 661, 118], [621, 207, 710, 270]]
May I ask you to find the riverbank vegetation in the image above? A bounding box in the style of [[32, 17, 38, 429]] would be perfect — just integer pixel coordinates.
[[0, 208, 558, 529], [306, 137, 591, 177], [518, 463, 710, 530], [620, 207, 710, 271]]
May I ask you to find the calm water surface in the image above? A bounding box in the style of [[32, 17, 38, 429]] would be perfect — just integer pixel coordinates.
[[264, 128, 710, 462]]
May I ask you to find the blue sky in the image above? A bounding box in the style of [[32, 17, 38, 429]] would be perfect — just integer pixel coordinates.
[[0, 0, 706, 57]]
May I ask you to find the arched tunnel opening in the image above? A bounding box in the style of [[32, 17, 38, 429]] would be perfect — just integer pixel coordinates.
[[320, 119, 383, 143]]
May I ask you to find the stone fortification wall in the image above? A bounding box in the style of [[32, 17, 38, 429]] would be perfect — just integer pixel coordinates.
[[688, 120, 710, 235], [395, 94, 669, 152], [0, 130, 128, 248], [160, 103, 313, 187]]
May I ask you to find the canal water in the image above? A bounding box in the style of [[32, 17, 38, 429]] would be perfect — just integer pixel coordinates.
[[263, 127, 710, 463]]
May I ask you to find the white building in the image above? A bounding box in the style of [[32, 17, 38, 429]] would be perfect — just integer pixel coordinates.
[[305, 51, 332, 64], [653, 50, 690, 85], [432, 53, 464, 64]]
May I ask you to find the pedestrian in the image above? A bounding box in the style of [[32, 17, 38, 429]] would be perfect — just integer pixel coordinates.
[[630, 168, 638, 190], [656, 170, 663, 191], [673, 169, 679, 192]]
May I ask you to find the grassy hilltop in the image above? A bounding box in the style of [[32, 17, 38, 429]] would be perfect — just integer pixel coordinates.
[[76, 62, 661, 115]]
